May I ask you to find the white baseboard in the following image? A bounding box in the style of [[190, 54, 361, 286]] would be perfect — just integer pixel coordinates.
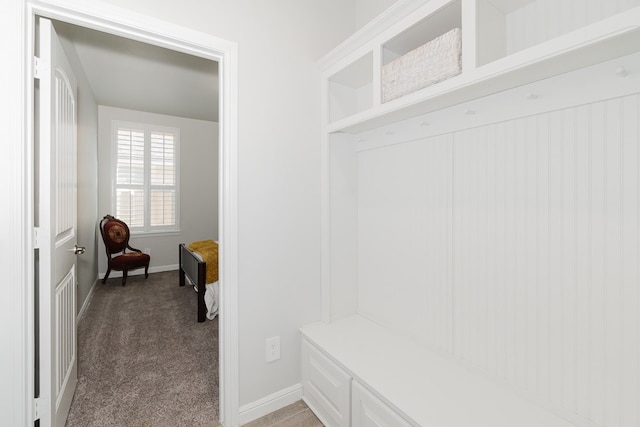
[[97, 264, 178, 281], [76, 278, 98, 323], [238, 384, 303, 425]]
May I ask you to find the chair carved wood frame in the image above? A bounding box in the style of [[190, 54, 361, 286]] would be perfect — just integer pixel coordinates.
[[99, 214, 151, 286]]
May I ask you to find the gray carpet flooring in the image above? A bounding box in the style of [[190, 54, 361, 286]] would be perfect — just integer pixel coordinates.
[[66, 270, 219, 426]]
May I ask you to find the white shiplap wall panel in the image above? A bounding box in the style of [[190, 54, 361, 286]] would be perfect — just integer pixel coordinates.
[[452, 94, 640, 426], [505, 0, 640, 55], [589, 100, 606, 426], [548, 110, 563, 408], [355, 92, 640, 426], [603, 98, 623, 427], [620, 94, 640, 427], [574, 103, 592, 420], [358, 135, 453, 352], [329, 134, 359, 321], [559, 107, 577, 414]]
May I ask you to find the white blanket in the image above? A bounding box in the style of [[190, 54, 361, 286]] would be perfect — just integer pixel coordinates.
[[187, 242, 219, 320], [204, 281, 219, 320], [185, 273, 218, 320]]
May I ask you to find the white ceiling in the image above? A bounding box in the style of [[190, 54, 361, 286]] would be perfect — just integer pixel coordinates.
[[54, 21, 219, 122]]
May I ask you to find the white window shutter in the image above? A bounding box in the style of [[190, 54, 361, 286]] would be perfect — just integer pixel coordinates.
[[150, 132, 175, 185], [150, 131, 177, 227], [113, 122, 179, 231], [116, 128, 145, 185], [116, 188, 145, 228]]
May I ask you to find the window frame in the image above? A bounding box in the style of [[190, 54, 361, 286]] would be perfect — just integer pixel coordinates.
[[111, 120, 181, 234]]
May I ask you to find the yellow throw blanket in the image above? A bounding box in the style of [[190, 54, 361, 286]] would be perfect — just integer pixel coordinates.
[[187, 239, 219, 283]]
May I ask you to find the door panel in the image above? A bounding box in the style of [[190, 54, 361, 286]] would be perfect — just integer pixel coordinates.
[[37, 16, 78, 427]]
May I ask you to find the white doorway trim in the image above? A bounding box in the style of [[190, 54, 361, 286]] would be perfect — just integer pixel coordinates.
[[23, 1, 239, 426]]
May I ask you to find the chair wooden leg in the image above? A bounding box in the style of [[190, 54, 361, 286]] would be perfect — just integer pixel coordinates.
[[102, 268, 111, 284], [122, 270, 127, 286], [144, 264, 149, 279]]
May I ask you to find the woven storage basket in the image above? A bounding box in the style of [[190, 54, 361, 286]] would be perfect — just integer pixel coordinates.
[[382, 27, 462, 103]]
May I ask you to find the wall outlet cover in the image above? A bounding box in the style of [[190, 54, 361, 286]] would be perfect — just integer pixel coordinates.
[[266, 336, 280, 363]]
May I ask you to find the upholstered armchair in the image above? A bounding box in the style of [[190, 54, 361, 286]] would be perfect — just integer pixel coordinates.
[[99, 214, 150, 286]]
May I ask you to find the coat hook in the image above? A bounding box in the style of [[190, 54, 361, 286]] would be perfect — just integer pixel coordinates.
[[420, 121, 430, 127], [385, 130, 394, 135], [526, 92, 538, 100], [464, 109, 475, 115], [616, 66, 628, 78]]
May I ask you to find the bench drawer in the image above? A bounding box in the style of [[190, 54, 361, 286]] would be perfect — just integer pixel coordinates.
[[352, 381, 414, 427], [302, 339, 351, 427]]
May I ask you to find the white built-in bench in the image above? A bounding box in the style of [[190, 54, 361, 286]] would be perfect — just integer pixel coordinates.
[[301, 315, 575, 427]]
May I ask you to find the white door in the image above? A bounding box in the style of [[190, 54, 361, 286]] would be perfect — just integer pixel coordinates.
[[36, 16, 81, 427]]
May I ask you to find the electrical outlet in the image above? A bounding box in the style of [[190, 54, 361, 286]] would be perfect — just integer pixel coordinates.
[[266, 336, 280, 363]]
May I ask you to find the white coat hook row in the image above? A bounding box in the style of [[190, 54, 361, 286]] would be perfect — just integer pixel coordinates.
[[616, 66, 628, 77]]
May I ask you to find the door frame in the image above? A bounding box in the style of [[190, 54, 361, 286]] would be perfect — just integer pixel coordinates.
[[23, 1, 240, 426]]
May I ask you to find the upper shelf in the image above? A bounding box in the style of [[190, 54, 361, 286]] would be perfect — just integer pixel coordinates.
[[382, 0, 461, 66], [322, 0, 640, 134]]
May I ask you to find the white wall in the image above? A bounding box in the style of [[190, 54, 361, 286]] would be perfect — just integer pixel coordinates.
[[57, 26, 100, 315], [355, 0, 400, 29], [97, 106, 218, 275]]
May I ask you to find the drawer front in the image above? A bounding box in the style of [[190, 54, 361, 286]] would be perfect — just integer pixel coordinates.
[[352, 381, 413, 427], [302, 340, 351, 427]]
